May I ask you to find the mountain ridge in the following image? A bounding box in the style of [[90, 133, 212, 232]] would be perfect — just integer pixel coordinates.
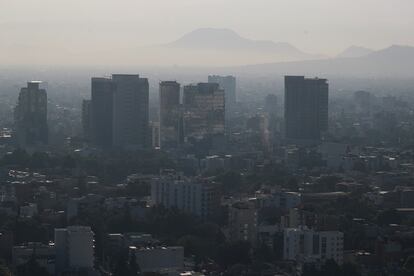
[[337, 46, 374, 58], [229, 44, 414, 77], [164, 28, 317, 60]]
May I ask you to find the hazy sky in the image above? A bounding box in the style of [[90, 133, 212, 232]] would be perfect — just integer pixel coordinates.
[[1, 0, 413, 65]]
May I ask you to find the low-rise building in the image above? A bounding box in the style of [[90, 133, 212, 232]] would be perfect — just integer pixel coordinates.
[[228, 200, 258, 246], [283, 227, 344, 265], [151, 171, 219, 218]]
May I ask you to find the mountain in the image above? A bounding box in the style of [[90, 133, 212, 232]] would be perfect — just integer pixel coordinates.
[[337, 46, 374, 58], [168, 28, 306, 55], [231, 45, 414, 78], [159, 28, 320, 64]]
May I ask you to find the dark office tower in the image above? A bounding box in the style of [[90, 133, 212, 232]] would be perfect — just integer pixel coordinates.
[[208, 75, 235, 118], [82, 99, 91, 140], [112, 74, 149, 149], [284, 76, 328, 141], [265, 94, 278, 117], [159, 81, 181, 148], [14, 81, 48, 147], [264, 94, 278, 143], [91, 78, 114, 148], [183, 83, 225, 140]]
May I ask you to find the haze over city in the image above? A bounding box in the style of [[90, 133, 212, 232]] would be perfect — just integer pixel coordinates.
[[1, 0, 414, 66], [1, 1, 414, 276]]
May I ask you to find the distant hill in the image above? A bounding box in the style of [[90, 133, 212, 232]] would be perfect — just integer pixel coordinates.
[[167, 28, 311, 57], [157, 28, 321, 65], [337, 46, 374, 58], [231, 45, 414, 78]]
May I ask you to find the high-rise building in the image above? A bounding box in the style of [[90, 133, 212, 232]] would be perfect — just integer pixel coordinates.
[[150, 121, 160, 148], [90, 77, 114, 148], [208, 75, 235, 119], [159, 81, 181, 148], [81, 99, 91, 141], [14, 81, 48, 147], [264, 94, 278, 117], [55, 226, 95, 273], [264, 94, 279, 146], [112, 74, 149, 149], [183, 83, 225, 140], [284, 76, 328, 141]]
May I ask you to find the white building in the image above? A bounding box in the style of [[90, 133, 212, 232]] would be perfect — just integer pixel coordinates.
[[283, 227, 343, 265], [55, 226, 95, 273], [151, 172, 218, 218]]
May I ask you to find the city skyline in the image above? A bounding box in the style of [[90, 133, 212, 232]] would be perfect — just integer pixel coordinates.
[[1, 2, 413, 276]]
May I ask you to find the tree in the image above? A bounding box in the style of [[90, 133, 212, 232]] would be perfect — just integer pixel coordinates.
[[253, 243, 275, 263], [0, 260, 12, 276], [376, 209, 402, 226], [302, 263, 319, 276], [62, 154, 76, 169], [0, 149, 30, 167], [215, 171, 242, 194], [16, 254, 51, 276], [403, 256, 414, 275], [113, 250, 131, 276], [341, 262, 361, 276], [320, 259, 341, 276], [217, 241, 251, 268], [129, 250, 140, 275], [14, 219, 49, 244], [30, 152, 50, 168]]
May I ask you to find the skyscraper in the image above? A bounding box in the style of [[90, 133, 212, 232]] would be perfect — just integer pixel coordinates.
[[90, 77, 114, 148], [14, 81, 48, 147], [81, 99, 91, 141], [284, 76, 328, 141], [208, 75, 235, 119], [112, 74, 149, 149], [183, 83, 225, 140], [159, 81, 181, 148]]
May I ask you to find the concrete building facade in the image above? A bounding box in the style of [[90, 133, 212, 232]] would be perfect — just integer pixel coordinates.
[[151, 172, 219, 219], [159, 81, 181, 148], [284, 76, 328, 141], [90, 77, 114, 148], [208, 75, 235, 120], [55, 226, 94, 273], [228, 200, 258, 246], [14, 81, 48, 147], [183, 83, 225, 140], [112, 74, 149, 149], [283, 227, 343, 265]]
